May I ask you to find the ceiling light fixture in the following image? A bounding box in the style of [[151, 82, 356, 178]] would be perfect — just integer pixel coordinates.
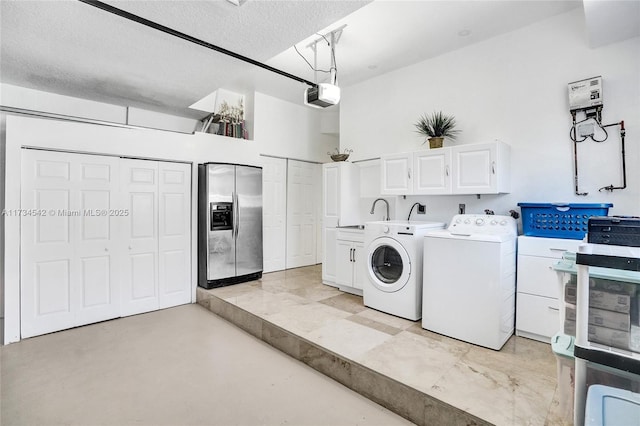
[[78, 0, 315, 89]]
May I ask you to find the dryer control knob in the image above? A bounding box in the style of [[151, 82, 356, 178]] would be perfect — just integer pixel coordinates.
[[490, 220, 498, 225], [464, 219, 471, 224], [383, 226, 390, 234], [500, 220, 507, 226], [475, 218, 485, 226]]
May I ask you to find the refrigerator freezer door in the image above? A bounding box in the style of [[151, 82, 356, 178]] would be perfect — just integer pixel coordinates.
[[206, 164, 236, 281], [236, 165, 263, 277]]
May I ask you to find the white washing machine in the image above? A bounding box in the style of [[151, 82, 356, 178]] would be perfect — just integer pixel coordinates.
[[364, 220, 445, 320], [422, 214, 517, 350]]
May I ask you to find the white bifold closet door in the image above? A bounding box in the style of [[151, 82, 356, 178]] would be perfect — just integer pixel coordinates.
[[286, 160, 319, 269], [21, 150, 191, 339], [261, 156, 287, 273], [21, 150, 121, 338]]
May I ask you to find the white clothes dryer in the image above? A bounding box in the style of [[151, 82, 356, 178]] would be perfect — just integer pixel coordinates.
[[363, 220, 445, 320], [422, 214, 518, 350]]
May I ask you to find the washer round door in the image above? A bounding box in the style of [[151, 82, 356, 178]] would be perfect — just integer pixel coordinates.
[[366, 237, 411, 293]]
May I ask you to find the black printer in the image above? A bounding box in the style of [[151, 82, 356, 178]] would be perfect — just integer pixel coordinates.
[[588, 216, 640, 247]]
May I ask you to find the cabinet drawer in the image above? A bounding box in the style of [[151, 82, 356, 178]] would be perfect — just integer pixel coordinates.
[[516, 293, 560, 341], [337, 229, 364, 242], [517, 236, 581, 258], [517, 255, 562, 298]]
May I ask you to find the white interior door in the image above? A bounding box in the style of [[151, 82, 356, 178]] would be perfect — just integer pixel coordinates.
[[286, 160, 319, 269], [120, 159, 159, 316], [158, 161, 191, 309], [261, 156, 287, 273], [21, 149, 120, 338]]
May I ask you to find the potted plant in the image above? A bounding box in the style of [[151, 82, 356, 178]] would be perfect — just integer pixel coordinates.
[[414, 111, 460, 149]]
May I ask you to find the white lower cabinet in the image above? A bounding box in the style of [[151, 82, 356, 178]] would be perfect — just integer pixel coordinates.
[[335, 229, 364, 295], [20, 149, 191, 338], [515, 236, 581, 343]]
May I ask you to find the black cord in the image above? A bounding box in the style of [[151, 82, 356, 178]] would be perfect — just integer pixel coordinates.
[[293, 45, 332, 73], [407, 203, 420, 221], [591, 121, 609, 143]]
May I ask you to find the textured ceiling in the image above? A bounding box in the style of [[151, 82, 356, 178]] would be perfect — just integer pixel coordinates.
[[0, 0, 369, 119], [1, 1, 637, 121]]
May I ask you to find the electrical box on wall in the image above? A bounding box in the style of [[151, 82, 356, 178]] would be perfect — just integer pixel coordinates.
[[568, 76, 603, 112]]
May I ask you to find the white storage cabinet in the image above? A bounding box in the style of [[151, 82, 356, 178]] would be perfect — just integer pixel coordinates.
[[516, 236, 581, 343], [451, 142, 510, 194], [322, 162, 360, 285], [413, 148, 452, 195], [380, 153, 412, 195], [381, 142, 510, 196], [20, 149, 192, 338], [335, 228, 365, 295]]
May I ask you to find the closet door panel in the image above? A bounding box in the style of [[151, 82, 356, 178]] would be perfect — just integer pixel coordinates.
[[158, 162, 191, 308], [286, 161, 319, 269], [120, 159, 159, 316], [261, 156, 286, 273], [74, 155, 120, 325], [21, 150, 119, 338]]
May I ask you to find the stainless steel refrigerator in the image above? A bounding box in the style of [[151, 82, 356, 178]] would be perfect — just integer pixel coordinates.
[[198, 163, 263, 289]]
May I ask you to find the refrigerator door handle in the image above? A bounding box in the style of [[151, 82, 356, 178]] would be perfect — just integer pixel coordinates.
[[234, 191, 239, 238]]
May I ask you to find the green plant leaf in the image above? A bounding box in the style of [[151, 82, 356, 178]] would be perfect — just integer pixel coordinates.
[[414, 111, 460, 140]]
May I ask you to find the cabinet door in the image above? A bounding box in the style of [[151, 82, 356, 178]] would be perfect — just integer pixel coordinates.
[[322, 227, 337, 284], [517, 255, 562, 299], [120, 159, 159, 317], [20, 150, 120, 338], [452, 143, 496, 194], [413, 148, 451, 194], [516, 293, 560, 342], [322, 163, 339, 227], [158, 161, 192, 309], [381, 153, 412, 195], [352, 241, 365, 290], [335, 240, 354, 287]]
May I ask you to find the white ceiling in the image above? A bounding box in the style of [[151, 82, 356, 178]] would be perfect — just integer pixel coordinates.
[[1, 0, 637, 120]]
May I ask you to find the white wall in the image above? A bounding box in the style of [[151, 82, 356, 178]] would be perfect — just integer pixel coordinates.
[[126, 107, 199, 133], [340, 8, 640, 224], [254, 92, 339, 163], [1, 83, 200, 133], [1, 84, 126, 123]]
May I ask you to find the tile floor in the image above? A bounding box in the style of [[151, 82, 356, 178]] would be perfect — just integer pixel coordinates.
[[198, 265, 568, 426]]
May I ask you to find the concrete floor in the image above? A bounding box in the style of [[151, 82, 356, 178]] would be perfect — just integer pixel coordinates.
[[1, 304, 412, 426]]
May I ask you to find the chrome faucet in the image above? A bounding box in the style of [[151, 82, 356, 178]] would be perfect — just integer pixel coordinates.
[[370, 198, 390, 221]]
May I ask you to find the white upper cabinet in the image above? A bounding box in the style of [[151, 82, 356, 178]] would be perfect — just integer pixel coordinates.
[[322, 162, 360, 227], [380, 153, 412, 195], [451, 142, 510, 194], [380, 142, 510, 196], [413, 148, 452, 195]]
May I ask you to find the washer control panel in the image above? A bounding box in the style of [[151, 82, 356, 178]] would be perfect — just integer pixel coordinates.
[[449, 214, 517, 236]]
